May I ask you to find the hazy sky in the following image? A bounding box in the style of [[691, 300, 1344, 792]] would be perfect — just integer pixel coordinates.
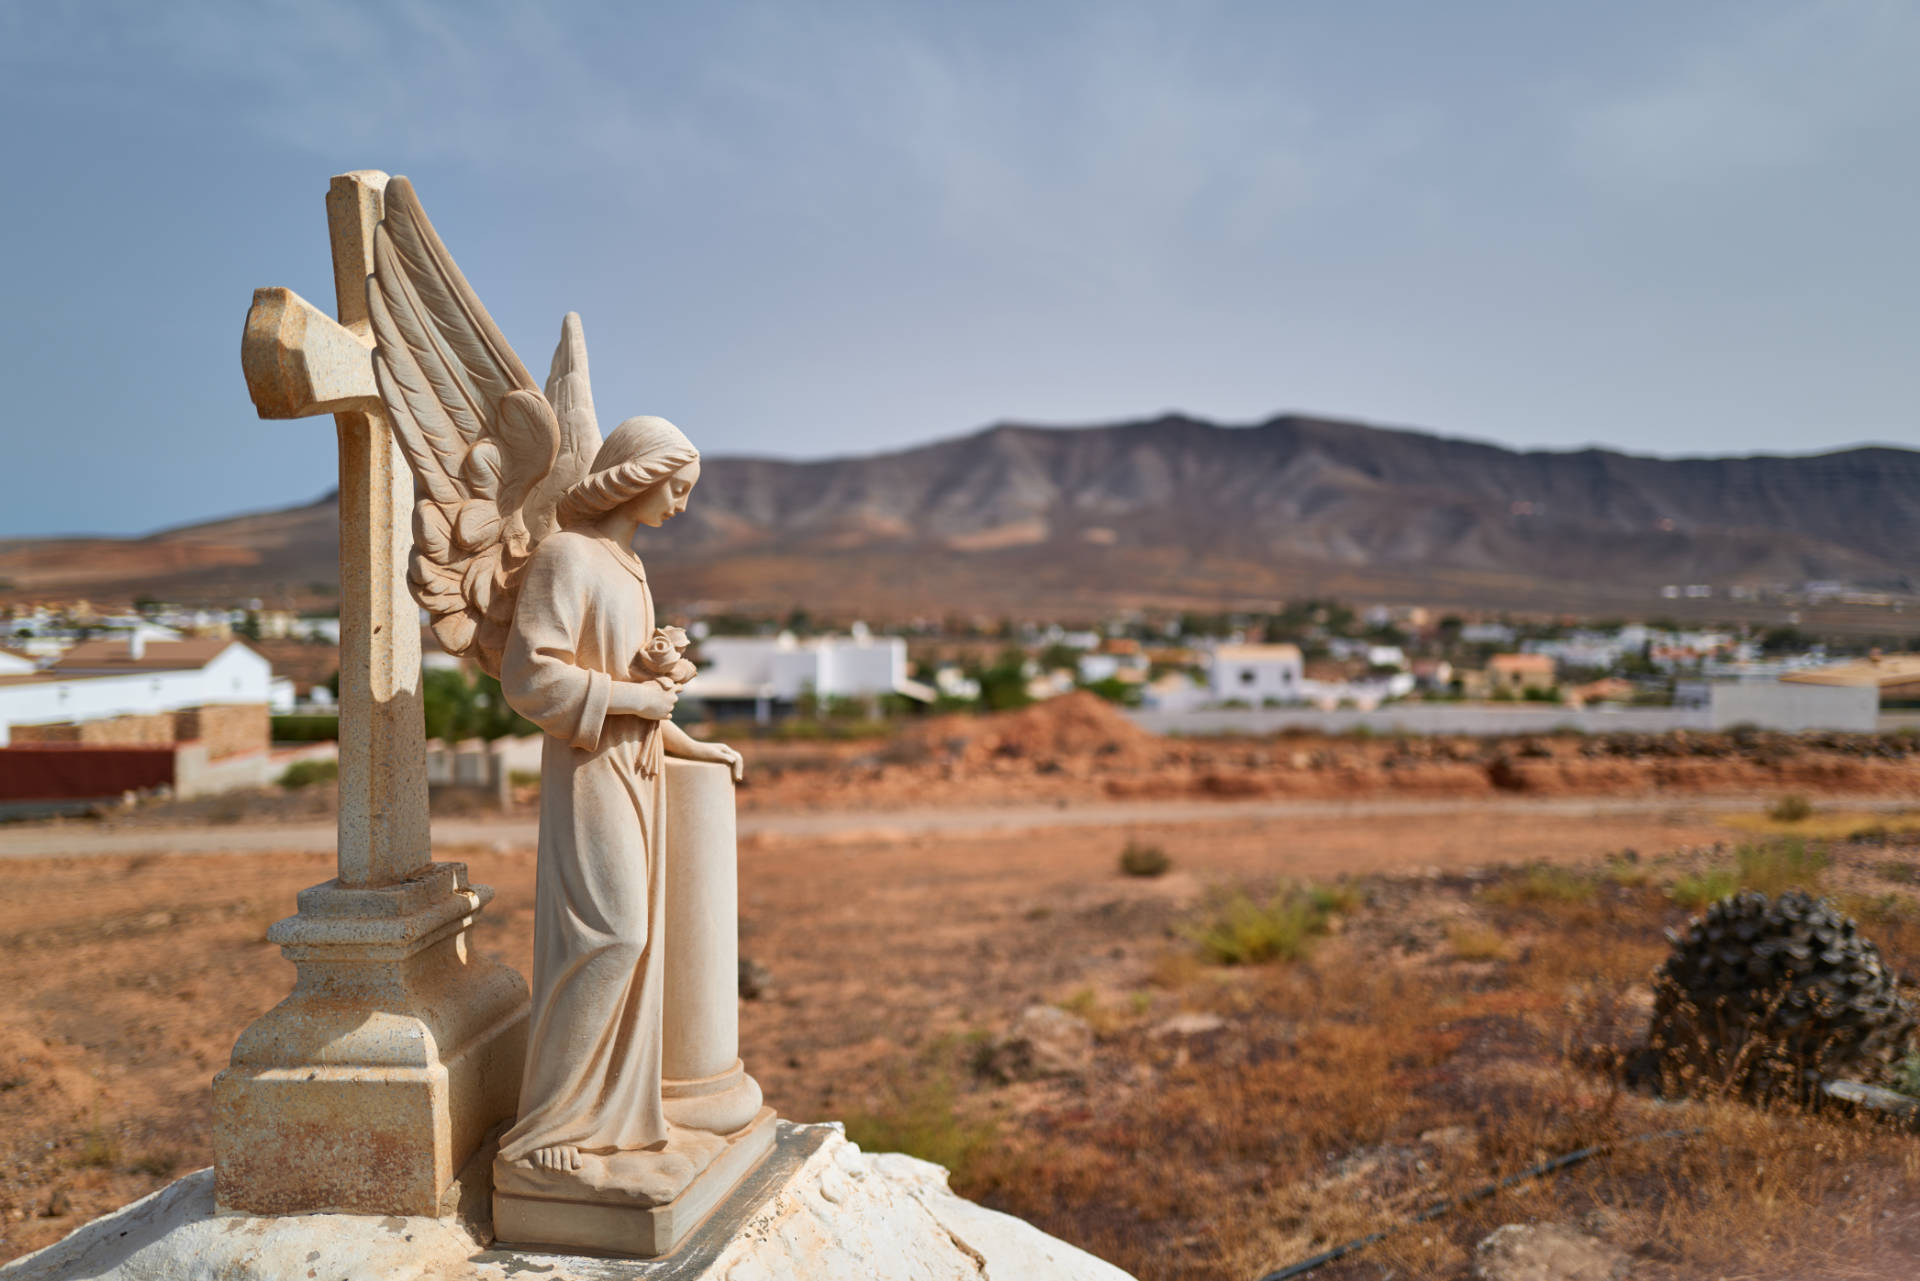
[[4, 1, 1917, 536]]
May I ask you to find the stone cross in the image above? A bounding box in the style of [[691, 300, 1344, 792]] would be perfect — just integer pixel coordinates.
[[218, 171, 528, 1218], [240, 170, 426, 888]]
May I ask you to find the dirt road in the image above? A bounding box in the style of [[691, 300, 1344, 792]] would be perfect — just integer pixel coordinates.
[[0, 791, 1897, 859]]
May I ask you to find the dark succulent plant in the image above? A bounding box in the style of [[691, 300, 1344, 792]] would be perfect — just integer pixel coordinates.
[[1653, 889, 1916, 1099]]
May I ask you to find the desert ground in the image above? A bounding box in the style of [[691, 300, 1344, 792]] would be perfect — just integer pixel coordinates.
[[5, 697, 1920, 1278]]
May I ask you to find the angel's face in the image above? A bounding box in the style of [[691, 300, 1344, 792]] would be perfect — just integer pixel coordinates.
[[628, 459, 702, 528]]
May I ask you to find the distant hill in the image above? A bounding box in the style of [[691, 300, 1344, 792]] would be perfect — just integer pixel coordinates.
[[5, 414, 1916, 616]]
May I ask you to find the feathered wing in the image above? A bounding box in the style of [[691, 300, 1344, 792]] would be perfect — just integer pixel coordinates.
[[525, 312, 604, 542], [367, 176, 560, 677]]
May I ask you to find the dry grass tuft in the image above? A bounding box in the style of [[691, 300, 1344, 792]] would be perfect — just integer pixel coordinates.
[[1482, 864, 1597, 908], [841, 1074, 1002, 1187], [71, 1127, 117, 1170], [1447, 921, 1513, 961], [1181, 882, 1358, 965], [1670, 838, 1828, 909], [1767, 792, 1815, 824]]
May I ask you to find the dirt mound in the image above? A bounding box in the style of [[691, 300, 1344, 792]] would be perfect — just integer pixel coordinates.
[[912, 691, 1162, 768]]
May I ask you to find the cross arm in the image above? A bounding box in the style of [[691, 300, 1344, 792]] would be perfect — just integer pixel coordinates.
[[241, 286, 380, 420]]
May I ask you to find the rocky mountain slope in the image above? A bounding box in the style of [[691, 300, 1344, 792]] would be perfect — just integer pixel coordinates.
[[5, 414, 1914, 614]]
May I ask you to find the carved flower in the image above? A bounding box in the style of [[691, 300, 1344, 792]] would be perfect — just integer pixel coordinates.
[[636, 627, 698, 686]]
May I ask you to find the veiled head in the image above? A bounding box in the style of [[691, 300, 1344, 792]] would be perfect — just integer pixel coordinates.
[[557, 416, 700, 528]]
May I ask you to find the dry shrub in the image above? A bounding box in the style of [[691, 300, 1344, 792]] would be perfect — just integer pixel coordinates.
[[1769, 792, 1815, 823], [1482, 864, 1597, 909], [1182, 882, 1357, 965], [1447, 921, 1513, 961], [1670, 838, 1827, 910], [1737, 837, 1826, 897], [841, 1074, 1001, 1188], [1117, 840, 1171, 878], [1670, 866, 1740, 910], [72, 1127, 117, 1170]]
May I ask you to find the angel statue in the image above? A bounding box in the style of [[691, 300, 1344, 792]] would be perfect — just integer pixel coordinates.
[[365, 177, 756, 1227]]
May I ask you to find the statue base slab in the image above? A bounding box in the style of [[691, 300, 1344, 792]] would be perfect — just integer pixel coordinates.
[[492, 1108, 776, 1258]]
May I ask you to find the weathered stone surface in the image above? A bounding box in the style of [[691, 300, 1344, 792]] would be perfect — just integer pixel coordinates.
[[2, 1125, 1136, 1281], [213, 863, 528, 1216], [1472, 1222, 1630, 1281]]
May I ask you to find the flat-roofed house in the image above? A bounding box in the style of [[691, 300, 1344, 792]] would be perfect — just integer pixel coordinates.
[[1486, 652, 1556, 695], [1208, 643, 1305, 703], [1780, 653, 1920, 703]]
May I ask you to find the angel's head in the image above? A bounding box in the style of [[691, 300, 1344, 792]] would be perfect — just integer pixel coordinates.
[[556, 416, 701, 530]]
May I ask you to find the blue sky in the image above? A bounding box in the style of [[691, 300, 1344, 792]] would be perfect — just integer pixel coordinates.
[[3, 1, 1917, 535]]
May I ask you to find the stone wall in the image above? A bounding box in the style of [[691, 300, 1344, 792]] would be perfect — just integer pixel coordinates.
[[11, 712, 178, 747], [173, 703, 270, 759], [11, 704, 269, 759]]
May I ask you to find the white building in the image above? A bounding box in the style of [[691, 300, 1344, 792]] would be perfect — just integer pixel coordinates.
[[1077, 650, 1148, 685], [1208, 643, 1304, 703], [687, 624, 930, 720], [0, 638, 274, 746]]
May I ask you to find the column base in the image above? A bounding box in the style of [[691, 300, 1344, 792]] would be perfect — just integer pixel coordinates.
[[492, 1107, 776, 1258], [213, 862, 530, 1217], [662, 1057, 764, 1134]]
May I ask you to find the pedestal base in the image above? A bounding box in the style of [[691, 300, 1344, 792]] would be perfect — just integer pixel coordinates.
[[662, 1057, 763, 1134], [492, 1108, 777, 1258], [213, 862, 530, 1216]]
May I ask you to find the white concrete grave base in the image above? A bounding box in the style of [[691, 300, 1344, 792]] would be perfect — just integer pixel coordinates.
[[0, 1123, 1136, 1281]]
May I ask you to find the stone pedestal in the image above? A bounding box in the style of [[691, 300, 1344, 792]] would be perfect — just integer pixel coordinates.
[[662, 758, 763, 1134], [213, 862, 529, 1216]]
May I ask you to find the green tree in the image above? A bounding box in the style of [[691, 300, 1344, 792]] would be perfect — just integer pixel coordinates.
[[1038, 642, 1081, 672], [470, 673, 535, 739], [977, 648, 1032, 711], [1083, 676, 1142, 707], [422, 667, 477, 743]]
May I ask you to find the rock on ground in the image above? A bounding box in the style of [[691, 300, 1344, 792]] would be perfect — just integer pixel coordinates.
[[981, 1005, 1094, 1083], [1472, 1222, 1629, 1281], [0, 1123, 1133, 1281]]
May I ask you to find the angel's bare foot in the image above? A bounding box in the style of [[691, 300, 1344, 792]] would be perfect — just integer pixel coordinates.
[[530, 1144, 581, 1173]]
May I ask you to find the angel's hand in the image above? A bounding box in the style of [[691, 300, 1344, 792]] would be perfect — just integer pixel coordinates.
[[610, 680, 678, 720], [671, 738, 745, 782]]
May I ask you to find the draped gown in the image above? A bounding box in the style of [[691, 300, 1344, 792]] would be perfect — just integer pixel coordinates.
[[496, 528, 671, 1163]]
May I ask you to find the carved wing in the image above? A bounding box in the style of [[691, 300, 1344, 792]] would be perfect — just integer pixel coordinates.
[[525, 312, 604, 542], [366, 177, 560, 677]]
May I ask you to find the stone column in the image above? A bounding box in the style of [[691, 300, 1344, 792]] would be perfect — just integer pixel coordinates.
[[661, 758, 764, 1135]]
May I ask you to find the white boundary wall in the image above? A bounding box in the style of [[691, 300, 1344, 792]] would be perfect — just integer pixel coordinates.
[[1130, 683, 1881, 738]]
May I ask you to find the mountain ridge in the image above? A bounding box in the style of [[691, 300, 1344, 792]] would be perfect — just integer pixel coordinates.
[[4, 413, 1915, 615]]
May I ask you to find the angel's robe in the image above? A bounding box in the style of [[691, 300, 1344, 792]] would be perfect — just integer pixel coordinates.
[[496, 528, 670, 1162]]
